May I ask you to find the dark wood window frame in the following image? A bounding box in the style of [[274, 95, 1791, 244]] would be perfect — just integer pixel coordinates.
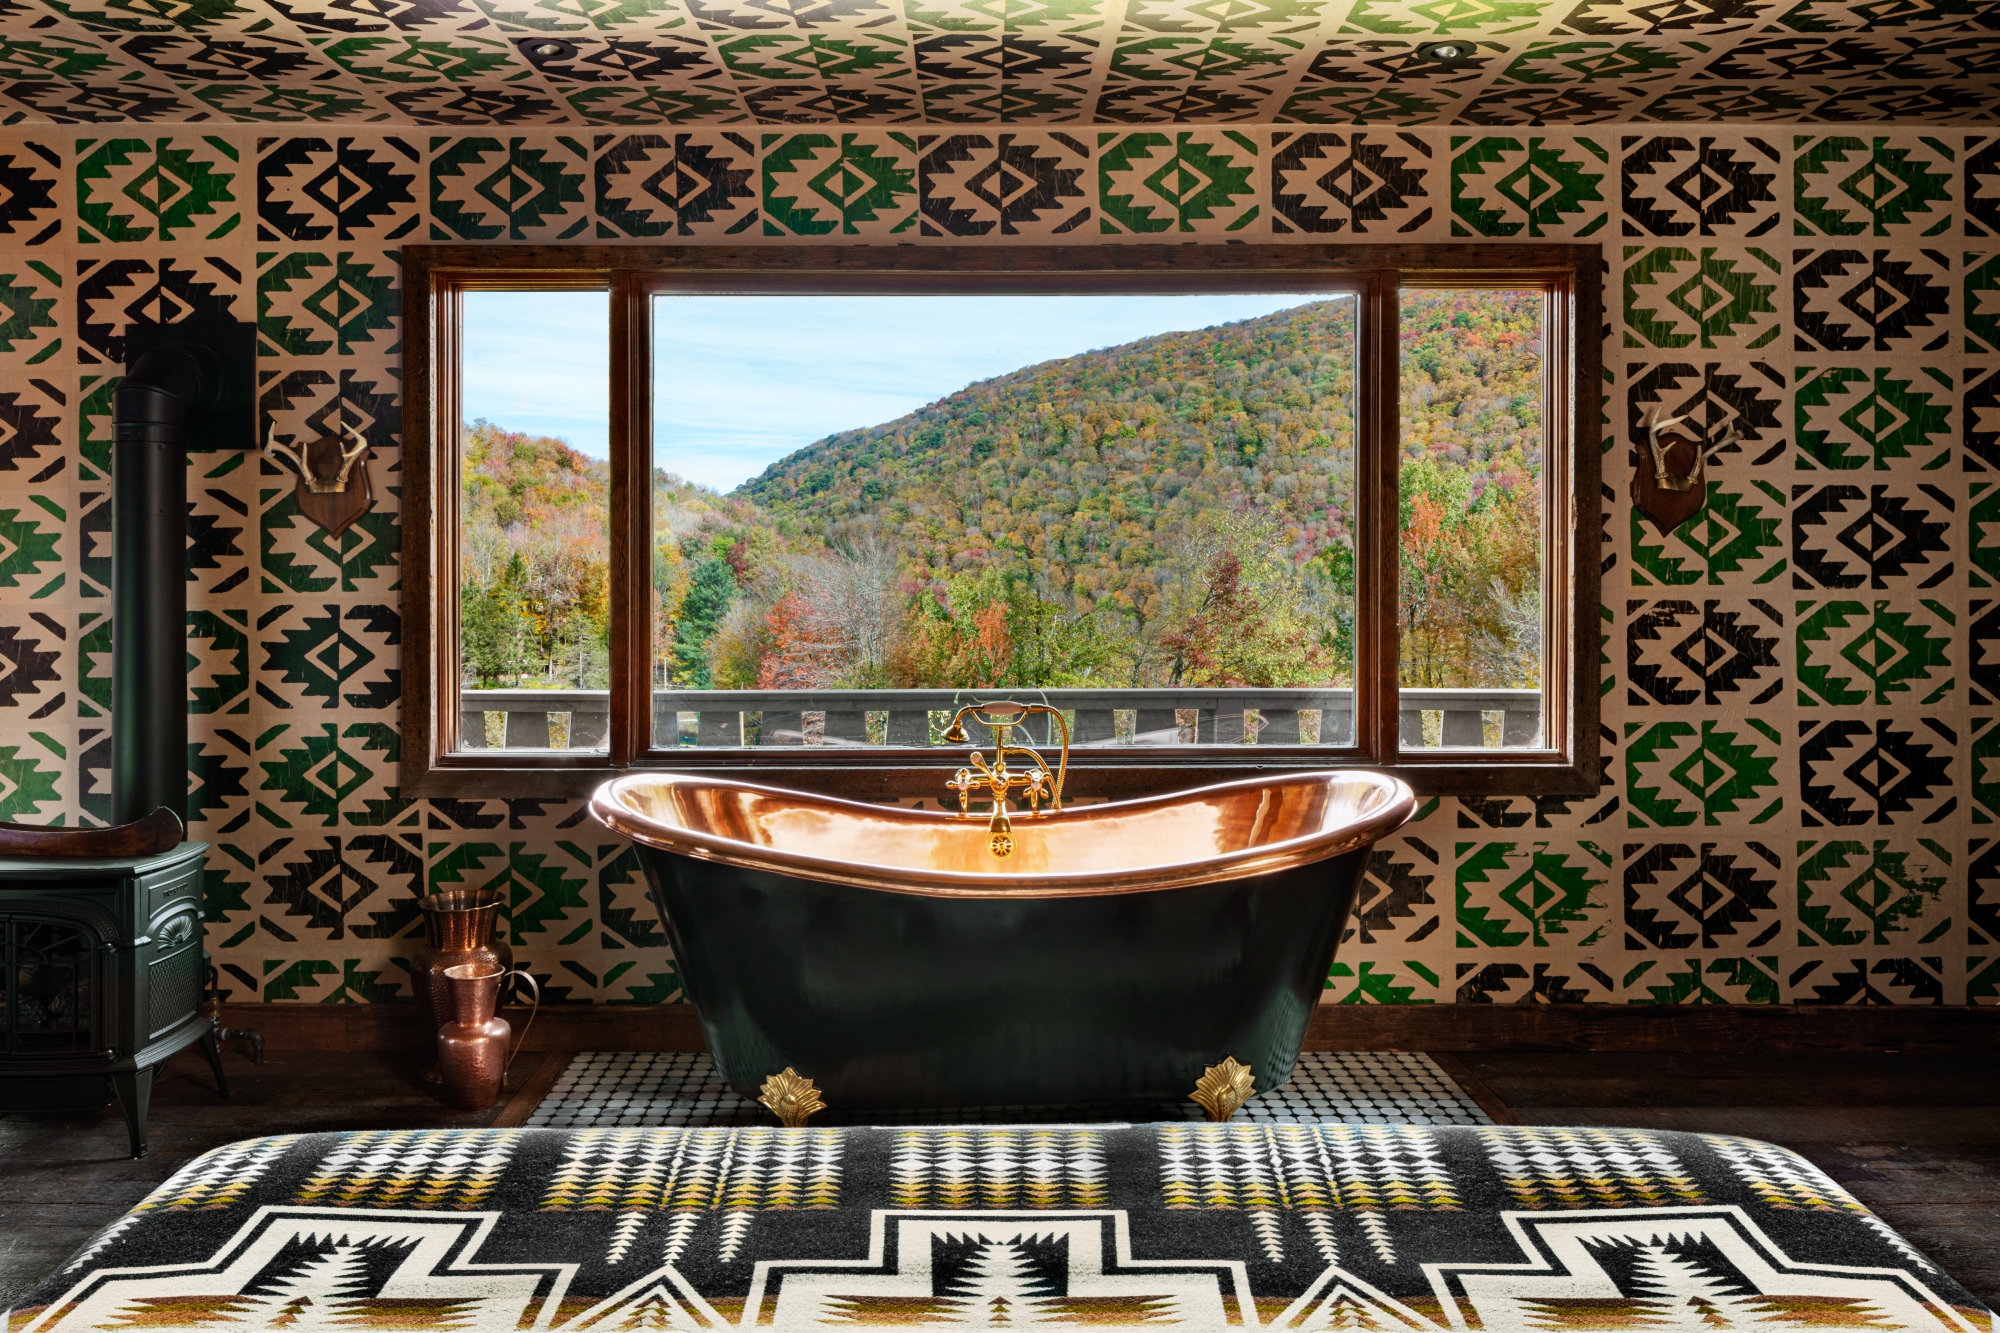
[[401, 242, 1602, 801]]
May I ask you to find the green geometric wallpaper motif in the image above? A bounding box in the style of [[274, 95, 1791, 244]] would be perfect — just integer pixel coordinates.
[[1449, 133, 1605, 239], [0, 120, 1990, 1007], [4, 0, 2000, 127]]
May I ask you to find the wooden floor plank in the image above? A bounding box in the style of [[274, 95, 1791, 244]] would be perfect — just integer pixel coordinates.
[[1511, 1104, 2000, 1140], [1426, 1051, 1522, 1125], [1458, 1051, 2000, 1107], [492, 1051, 571, 1128]]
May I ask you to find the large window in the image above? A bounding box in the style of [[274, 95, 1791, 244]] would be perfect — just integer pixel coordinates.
[[402, 246, 1600, 799]]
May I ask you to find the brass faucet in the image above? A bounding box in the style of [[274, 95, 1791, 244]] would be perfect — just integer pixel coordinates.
[[941, 702, 1070, 858]]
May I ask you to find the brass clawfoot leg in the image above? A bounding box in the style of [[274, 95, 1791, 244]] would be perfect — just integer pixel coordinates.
[[1190, 1057, 1256, 1122], [759, 1068, 827, 1127]]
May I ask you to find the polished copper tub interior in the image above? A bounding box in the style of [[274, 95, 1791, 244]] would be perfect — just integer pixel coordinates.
[[591, 770, 1416, 898]]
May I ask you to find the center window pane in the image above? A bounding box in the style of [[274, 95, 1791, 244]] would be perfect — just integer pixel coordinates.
[[648, 292, 1358, 750]]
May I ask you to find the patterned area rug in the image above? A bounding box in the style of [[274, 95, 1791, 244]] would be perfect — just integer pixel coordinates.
[[525, 1051, 1493, 1127], [8, 1125, 1990, 1332]]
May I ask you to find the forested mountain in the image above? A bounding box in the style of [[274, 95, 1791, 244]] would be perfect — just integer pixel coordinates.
[[741, 300, 1359, 599], [458, 294, 1545, 697]]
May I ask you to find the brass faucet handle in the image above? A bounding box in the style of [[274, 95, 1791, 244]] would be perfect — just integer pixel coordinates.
[[945, 767, 980, 816]]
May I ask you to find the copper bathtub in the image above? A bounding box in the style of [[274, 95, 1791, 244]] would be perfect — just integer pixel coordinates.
[[590, 769, 1416, 1110]]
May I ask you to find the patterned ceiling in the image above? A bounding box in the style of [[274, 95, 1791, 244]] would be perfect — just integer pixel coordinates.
[[1, 0, 1998, 130]]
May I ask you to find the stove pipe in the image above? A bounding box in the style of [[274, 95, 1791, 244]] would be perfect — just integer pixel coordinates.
[[110, 341, 228, 828]]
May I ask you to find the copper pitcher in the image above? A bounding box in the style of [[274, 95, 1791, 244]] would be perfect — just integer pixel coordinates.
[[413, 889, 512, 1081], [437, 962, 539, 1111]]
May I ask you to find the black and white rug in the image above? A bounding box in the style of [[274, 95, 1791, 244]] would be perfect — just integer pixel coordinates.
[[524, 1050, 1493, 1127], [10, 1124, 1988, 1331]]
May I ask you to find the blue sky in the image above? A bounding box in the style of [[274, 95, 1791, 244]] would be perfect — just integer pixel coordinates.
[[462, 291, 1348, 493]]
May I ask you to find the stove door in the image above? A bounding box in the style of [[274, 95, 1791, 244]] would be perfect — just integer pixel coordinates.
[[3, 914, 106, 1058]]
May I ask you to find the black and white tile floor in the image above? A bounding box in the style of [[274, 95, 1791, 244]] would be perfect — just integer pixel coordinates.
[[523, 1050, 1492, 1128]]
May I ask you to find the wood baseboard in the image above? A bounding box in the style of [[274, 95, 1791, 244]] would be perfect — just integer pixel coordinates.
[[1300, 1003, 1999, 1052], [216, 1002, 706, 1053], [217, 1001, 2000, 1055]]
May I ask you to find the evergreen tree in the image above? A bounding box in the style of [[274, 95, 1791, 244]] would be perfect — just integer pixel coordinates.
[[670, 558, 738, 688], [461, 557, 529, 687]]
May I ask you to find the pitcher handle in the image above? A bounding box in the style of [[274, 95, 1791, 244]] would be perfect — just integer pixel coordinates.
[[505, 967, 540, 1075]]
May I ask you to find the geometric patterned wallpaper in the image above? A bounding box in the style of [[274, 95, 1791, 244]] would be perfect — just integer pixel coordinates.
[[0, 120, 1998, 1006], [1, 0, 1999, 128]]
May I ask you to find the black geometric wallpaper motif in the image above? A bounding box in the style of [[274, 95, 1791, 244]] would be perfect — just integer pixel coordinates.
[[1971, 839, 2000, 945], [0, 119, 1992, 1007], [1623, 840, 1782, 951], [1272, 131, 1432, 235], [1798, 717, 1956, 826], [1622, 135, 1781, 238], [1792, 485, 1953, 591], [1627, 599, 1785, 707], [1970, 600, 2000, 704], [258, 136, 422, 242], [1964, 364, 2000, 469], [1793, 247, 1952, 352]]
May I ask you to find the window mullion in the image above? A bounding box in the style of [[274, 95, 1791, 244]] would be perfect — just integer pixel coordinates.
[[609, 271, 650, 766], [1356, 269, 1402, 763]]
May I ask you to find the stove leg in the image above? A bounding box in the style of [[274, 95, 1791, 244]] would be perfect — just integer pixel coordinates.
[[111, 1066, 153, 1159], [200, 1029, 231, 1099]]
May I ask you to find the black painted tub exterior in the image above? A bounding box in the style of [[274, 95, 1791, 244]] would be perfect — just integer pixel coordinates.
[[632, 842, 1371, 1109]]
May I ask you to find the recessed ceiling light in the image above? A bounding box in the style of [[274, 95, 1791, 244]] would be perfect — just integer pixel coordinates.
[[527, 39, 575, 59], [1416, 40, 1473, 62]]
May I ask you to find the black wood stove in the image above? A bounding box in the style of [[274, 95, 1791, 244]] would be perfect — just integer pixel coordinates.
[[0, 843, 221, 1157], [0, 318, 255, 1158]]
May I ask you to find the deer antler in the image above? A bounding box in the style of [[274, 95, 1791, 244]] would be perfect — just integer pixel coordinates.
[[1641, 401, 1739, 494], [261, 415, 305, 480], [263, 420, 371, 494], [311, 423, 372, 495]]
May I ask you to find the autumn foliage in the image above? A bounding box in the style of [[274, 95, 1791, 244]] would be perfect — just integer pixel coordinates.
[[459, 293, 1545, 700]]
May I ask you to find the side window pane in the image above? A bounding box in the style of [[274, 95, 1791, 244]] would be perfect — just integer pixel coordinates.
[[1397, 288, 1547, 750], [649, 293, 1358, 750], [456, 290, 611, 752]]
